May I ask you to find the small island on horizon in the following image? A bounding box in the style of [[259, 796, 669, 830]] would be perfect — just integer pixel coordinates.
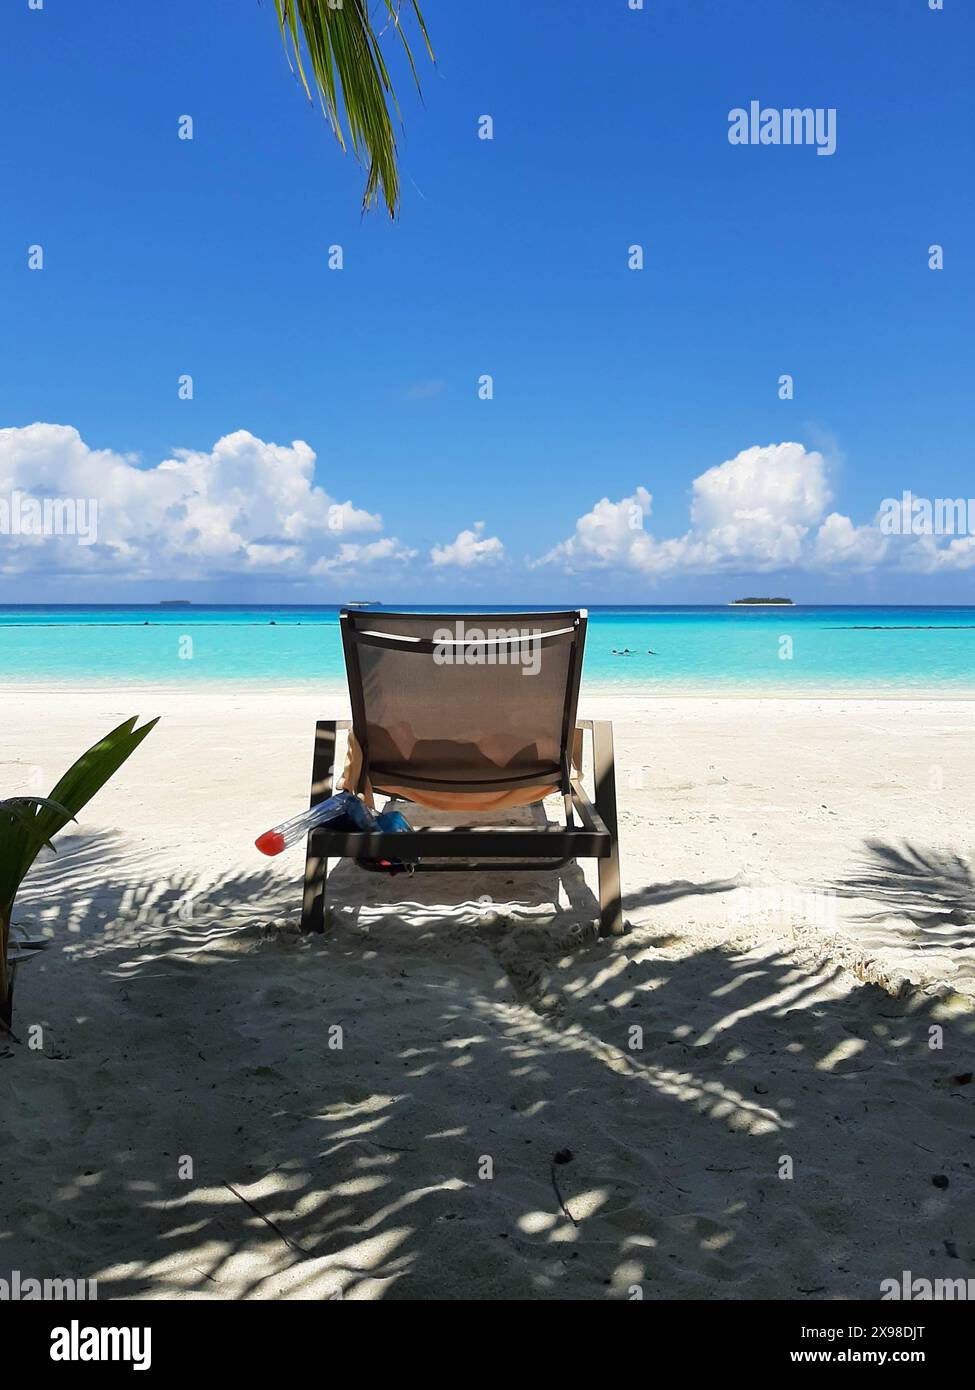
[[730, 597, 794, 606]]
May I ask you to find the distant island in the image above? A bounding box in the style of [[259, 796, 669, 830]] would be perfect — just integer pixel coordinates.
[[730, 597, 793, 606]]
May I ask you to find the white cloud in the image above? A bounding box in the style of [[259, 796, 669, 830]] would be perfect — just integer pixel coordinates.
[[540, 445, 831, 575], [4, 424, 972, 587], [310, 537, 417, 575], [690, 442, 830, 531], [541, 442, 975, 578], [900, 534, 975, 572], [430, 521, 504, 567], [686, 441, 831, 569], [539, 487, 654, 570], [811, 512, 889, 569], [0, 423, 390, 578]]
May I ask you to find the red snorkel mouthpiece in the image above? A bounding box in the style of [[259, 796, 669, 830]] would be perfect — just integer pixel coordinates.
[[255, 829, 286, 857]]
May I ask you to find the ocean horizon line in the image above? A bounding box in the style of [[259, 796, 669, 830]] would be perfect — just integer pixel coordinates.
[[3, 602, 975, 612]]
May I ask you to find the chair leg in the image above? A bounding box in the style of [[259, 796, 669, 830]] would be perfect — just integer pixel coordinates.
[[301, 849, 327, 934], [301, 719, 338, 934], [592, 720, 624, 937], [598, 844, 623, 938]]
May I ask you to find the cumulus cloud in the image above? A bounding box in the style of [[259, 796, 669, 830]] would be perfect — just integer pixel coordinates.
[[690, 442, 829, 530], [899, 534, 975, 572], [0, 423, 403, 579], [539, 441, 975, 578], [539, 487, 654, 570], [540, 445, 832, 575], [430, 521, 504, 567], [812, 512, 889, 569], [687, 441, 831, 569], [4, 424, 971, 587]]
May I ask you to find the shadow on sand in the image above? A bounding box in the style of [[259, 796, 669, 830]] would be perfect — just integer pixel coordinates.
[[832, 839, 975, 956], [4, 830, 974, 1300]]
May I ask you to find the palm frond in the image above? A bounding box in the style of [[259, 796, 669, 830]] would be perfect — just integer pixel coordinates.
[[0, 796, 73, 855], [274, 0, 434, 217], [0, 718, 158, 1001]]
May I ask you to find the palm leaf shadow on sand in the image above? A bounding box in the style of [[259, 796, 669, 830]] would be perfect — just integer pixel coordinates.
[[831, 840, 975, 952], [5, 829, 974, 1300], [625, 877, 739, 910]]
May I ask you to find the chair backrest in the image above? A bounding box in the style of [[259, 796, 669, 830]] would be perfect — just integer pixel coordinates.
[[340, 609, 587, 796]]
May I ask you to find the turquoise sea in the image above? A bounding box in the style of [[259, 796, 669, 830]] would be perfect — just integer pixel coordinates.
[[1, 605, 974, 694]]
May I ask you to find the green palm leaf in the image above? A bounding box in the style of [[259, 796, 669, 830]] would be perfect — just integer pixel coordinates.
[[274, 0, 434, 217], [0, 717, 158, 1007]]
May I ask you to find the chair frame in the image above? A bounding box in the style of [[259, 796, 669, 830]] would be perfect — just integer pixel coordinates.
[[300, 610, 623, 938]]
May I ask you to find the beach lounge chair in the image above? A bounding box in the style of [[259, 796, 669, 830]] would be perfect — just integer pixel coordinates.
[[300, 608, 623, 937]]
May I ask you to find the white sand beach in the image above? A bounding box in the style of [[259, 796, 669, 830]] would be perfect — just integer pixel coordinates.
[[2, 689, 974, 1300]]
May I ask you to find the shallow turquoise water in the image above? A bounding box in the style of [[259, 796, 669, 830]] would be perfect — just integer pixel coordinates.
[[1, 605, 973, 693]]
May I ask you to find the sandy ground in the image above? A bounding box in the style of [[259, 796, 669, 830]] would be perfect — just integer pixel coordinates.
[[2, 688, 974, 1300]]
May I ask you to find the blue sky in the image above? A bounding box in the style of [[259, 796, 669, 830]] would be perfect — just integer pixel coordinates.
[[1, 0, 972, 602]]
